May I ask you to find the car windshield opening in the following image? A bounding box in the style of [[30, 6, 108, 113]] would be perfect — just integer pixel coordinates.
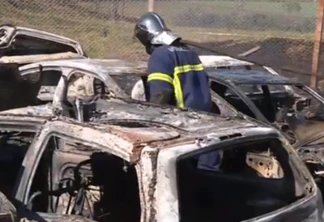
[[230, 84, 324, 144], [176, 137, 305, 222]]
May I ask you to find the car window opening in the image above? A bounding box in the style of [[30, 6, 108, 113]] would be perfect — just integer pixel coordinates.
[[28, 136, 141, 222], [4, 35, 78, 56], [176, 138, 304, 222], [238, 84, 323, 144], [211, 80, 324, 145], [0, 131, 36, 200], [211, 81, 256, 118]]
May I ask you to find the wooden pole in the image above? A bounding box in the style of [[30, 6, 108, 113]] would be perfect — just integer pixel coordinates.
[[311, 0, 324, 88], [148, 0, 154, 12]]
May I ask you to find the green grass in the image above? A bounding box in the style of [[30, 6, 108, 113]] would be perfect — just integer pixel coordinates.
[[77, 1, 316, 20], [0, 1, 317, 59]]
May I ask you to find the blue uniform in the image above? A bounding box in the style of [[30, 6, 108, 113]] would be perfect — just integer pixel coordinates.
[[146, 45, 212, 112]]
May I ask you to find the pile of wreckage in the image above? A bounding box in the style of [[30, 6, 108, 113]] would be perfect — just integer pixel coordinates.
[[0, 24, 324, 222]]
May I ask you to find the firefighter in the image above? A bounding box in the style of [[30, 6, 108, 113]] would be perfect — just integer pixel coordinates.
[[133, 12, 212, 112]]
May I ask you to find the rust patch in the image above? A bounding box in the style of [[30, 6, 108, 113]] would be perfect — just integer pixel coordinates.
[[105, 126, 180, 162], [130, 136, 196, 163], [130, 143, 146, 163], [109, 127, 162, 143], [151, 136, 197, 149]]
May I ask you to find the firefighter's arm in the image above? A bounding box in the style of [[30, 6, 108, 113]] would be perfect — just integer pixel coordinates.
[[146, 50, 174, 105]]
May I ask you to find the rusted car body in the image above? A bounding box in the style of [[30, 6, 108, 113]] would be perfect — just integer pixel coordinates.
[[0, 96, 322, 222]]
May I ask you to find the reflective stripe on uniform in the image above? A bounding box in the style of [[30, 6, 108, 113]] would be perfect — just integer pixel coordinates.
[[148, 72, 173, 85], [173, 64, 204, 108], [148, 64, 205, 109], [174, 64, 204, 74]]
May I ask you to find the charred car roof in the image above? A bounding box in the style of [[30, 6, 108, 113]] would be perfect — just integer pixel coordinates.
[[207, 69, 303, 85], [87, 99, 257, 132], [0, 98, 264, 162], [0, 98, 258, 133]]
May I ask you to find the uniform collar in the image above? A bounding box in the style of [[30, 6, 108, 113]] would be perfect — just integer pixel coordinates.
[[146, 44, 162, 55]]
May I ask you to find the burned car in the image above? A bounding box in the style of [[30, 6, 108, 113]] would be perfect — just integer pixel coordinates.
[[15, 54, 324, 177], [0, 24, 87, 112], [0, 56, 319, 221], [206, 70, 322, 143], [16, 60, 126, 109], [0, 95, 321, 221], [0, 25, 86, 58], [124, 57, 324, 190], [18, 58, 146, 103], [206, 69, 324, 180], [0, 53, 85, 111]]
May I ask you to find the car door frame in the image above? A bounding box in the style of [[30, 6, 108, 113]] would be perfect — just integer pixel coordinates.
[[0, 115, 46, 199], [13, 120, 147, 221], [209, 77, 270, 123]]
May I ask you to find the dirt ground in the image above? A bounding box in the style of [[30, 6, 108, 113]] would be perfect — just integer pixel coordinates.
[[196, 38, 322, 87]]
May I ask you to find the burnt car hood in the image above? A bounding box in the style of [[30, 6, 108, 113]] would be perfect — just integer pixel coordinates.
[[0, 24, 85, 58]]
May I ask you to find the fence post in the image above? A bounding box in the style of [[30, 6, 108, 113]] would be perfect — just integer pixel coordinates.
[[148, 0, 155, 12], [311, 0, 324, 88]]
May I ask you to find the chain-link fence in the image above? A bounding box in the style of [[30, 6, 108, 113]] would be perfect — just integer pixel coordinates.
[[0, 0, 319, 84], [156, 0, 317, 85]]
